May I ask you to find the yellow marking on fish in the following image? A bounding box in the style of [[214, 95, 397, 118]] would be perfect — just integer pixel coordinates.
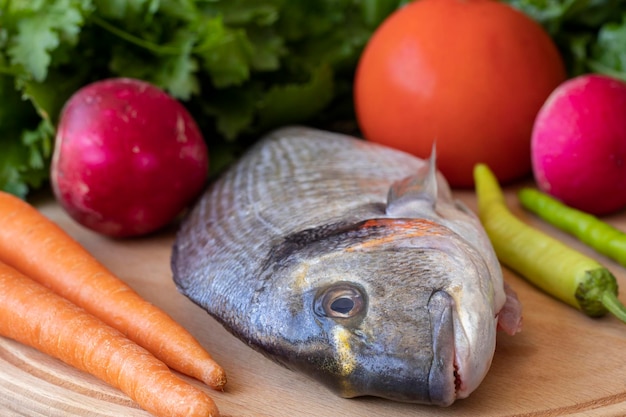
[[290, 263, 310, 291], [332, 327, 356, 377]]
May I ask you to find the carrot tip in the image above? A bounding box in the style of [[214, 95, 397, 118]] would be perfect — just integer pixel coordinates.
[[205, 366, 227, 391]]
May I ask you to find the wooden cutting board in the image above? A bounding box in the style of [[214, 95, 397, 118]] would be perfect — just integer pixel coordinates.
[[2, 185, 626, 417]]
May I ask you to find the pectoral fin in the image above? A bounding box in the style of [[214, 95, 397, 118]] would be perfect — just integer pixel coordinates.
[[386, 144, 438, 218]]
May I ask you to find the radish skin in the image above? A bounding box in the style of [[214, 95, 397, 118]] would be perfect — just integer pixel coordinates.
[[531, 74, 626, 215], [52, 78, 209, 238]]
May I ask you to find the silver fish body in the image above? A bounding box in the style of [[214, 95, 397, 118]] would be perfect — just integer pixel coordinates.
[[171, 126, 517, 406]]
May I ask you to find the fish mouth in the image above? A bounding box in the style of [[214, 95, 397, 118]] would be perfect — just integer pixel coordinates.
[[427, 290, 458, 406]]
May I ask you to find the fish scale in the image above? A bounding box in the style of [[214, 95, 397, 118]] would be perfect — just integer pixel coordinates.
[[171, 126, 521, 406]]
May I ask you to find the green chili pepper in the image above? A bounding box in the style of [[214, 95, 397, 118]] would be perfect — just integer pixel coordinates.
[[519, 187, 626, 269], [473, 163, 626, 323]]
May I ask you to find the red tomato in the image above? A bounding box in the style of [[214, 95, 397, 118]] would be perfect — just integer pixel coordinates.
[[354, 0, 567, 187]]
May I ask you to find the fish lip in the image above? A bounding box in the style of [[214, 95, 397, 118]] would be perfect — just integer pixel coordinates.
[[427, 290, 457, 406]]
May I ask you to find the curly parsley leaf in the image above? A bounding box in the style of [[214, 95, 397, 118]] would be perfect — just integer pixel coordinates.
[[6, 0, 92, 82], [7, 0, 625, 199], [505, 0, 626, 77]]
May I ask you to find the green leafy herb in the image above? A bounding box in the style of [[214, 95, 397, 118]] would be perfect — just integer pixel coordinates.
[[0, 0, 405, 196], [505, 0, 626, 79], [1, 0, 626, 197]]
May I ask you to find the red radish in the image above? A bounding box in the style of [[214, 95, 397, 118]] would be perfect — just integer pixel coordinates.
[[51, 78, 209, 238], [531, 74, 626, 215]]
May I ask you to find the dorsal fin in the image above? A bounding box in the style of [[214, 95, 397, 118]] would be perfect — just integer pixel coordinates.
[[386, 144, 438, 218]]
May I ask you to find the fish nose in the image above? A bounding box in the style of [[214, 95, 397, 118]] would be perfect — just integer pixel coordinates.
[[427, 290, 457, 406]]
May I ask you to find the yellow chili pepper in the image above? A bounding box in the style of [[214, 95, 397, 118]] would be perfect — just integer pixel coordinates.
[[474, 163, 626, 323]]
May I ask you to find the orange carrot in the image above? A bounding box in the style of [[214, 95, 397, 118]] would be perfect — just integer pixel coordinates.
[[0, 191, 226, 390], [0, 260, 219, 417]]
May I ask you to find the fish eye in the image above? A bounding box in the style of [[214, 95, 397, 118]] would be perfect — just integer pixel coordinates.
[[315, 283, 366, 319], [331, 297, 354, 314]]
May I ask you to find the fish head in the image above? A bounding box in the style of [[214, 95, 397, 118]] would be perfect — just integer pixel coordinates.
[[254, 218, 499, 406]]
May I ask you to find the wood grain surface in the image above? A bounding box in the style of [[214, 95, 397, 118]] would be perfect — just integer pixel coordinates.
[[2, 185, 626, 417]]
